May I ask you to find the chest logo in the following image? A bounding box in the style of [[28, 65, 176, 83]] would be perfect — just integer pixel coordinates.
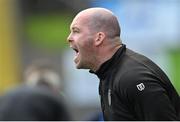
[[136, 83, 145, 91]]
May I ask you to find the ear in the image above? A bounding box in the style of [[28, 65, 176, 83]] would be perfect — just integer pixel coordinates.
[[94, 32, 105, 46]]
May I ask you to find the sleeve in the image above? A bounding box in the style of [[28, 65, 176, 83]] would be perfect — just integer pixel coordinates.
[[119, 69, 178, 120]]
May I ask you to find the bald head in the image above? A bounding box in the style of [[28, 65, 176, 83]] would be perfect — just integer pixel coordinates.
[[74, 7, 121, 38]]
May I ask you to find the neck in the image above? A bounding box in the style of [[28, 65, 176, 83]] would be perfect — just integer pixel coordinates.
[[92, 44, 122, 72]]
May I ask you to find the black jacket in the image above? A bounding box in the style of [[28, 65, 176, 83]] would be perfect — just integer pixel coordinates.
[[90, 44, 180, 120], [0, 85, 70, 121]]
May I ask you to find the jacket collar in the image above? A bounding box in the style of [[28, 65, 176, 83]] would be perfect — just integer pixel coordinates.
[[90, 44, 126, 79]]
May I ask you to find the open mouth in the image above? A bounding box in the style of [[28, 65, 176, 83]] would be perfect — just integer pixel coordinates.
[[71, 47, 79, 63], [72, 47, 79, 55], [73, 48, 79, 54]]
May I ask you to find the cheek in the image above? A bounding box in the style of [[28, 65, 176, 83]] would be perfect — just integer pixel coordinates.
[[77, 34, 95, 53], [81, 42, 94, 57]]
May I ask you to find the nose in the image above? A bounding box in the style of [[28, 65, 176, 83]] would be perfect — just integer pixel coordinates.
[[67, 33, 73, 43]]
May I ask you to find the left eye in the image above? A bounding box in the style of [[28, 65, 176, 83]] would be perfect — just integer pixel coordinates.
[[73, 30, 79, 33]]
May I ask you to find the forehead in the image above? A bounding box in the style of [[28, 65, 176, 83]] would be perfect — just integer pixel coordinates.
[[70, 14, 90, 29]]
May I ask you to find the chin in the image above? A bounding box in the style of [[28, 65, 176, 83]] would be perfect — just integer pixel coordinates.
[[76, 65, 84, 69], [76, 63, 87, 69], [75, 63, 81, 69], [76, 66, 81, 69]]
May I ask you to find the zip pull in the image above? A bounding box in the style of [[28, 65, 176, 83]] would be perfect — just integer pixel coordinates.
[[108, 89, 111, 106]]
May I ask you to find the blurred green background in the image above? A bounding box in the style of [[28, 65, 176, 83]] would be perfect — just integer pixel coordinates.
[[25, 14, 71, 51]]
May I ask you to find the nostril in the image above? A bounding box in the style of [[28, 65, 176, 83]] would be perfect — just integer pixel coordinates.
[[68, 39, 73, 43]]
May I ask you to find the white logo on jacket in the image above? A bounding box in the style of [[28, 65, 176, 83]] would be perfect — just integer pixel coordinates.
[[136, 83, 145, 91]]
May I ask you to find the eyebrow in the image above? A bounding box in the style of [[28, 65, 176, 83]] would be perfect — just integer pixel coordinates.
[[72, 27, 80, 31]]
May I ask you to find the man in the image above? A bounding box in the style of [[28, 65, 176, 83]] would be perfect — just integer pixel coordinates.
[[0, 61, 70, 121], [67, 7, 180, 120]]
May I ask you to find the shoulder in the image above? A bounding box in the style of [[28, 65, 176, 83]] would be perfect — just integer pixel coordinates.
[[0, 85, 65, 108], [0, 85, 69, 120], [114, 48, 163, 92], [2, 85, 53, 99]]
